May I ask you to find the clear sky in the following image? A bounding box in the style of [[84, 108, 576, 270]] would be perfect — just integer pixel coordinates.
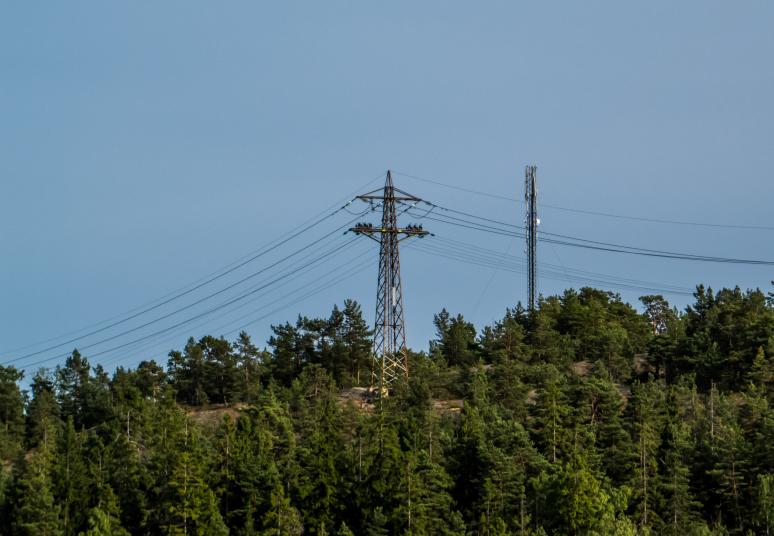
[[1, 2, 773, 375]]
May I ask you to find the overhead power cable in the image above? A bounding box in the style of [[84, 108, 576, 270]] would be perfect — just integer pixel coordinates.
[[537, 204, 774, 231], [417, 240, 693, 294], [94, 232, 366, 360], [1, 172, 386, 356], [405, 240, 694, 297], [392, 170, 774, 231], [393, 170, 518, 202], [3, 206, 358, 364], [403, 202, 774, 266], [4, 213, 368, 367], [223, 258, 371, 336], [430, 236, 694, 293], [12, 237, 361, 370], [96, 246, 376, 368]]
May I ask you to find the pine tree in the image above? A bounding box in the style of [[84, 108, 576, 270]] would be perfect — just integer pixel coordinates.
[[167, 338, 210, 406], [319, 304, 348, 386], [53, 417, 90, 536], [260, 485, 303, 536], [133, 359, 167, 399], [56, 351, 90, 426], [233, 331, 264, 402], [490, 358, 529, 421], [25, 368, 61, 448], [102, 430, 148, 534], [556, 454, 618, 535], [629, 380, 665, 531], [0, 466, 13, 533], [11, 441, 63, 536], [748, 346, 774, 398], [164, 421, 228, 535], [390, 448, 465, 536], [567, 365, 628, 481], [269, 322, 302, 386], [199, 335, 238, 405], [77, 487, 130, 536], [361, 419, 404, 534], [295, 394, 340, 533], [449, 379, 488, 525], [706, 395, 746, 532], [640, 295, 673, 336], [479, 307, 527, 364], [758, 474, 774, 536], [531, 365, 570, 465], [431, 311, 479, 367], [659, 420, 700, 534], [334, 522, 355, 536], [215, 391, 298, 533], [0, 365, 25, 459], [342, 300, 372, 387]]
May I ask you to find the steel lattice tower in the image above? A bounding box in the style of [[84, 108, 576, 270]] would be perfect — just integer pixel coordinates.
[[525, 165, 538, 311], [349, 171, 429, 391]]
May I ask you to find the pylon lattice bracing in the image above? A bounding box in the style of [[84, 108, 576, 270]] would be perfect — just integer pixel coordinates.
[[349, 171, 429, 391]]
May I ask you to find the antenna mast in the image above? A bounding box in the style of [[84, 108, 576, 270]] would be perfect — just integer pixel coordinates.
[[525, 165, 538, 310]]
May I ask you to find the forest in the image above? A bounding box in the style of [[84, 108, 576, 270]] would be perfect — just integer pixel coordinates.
[[0, 285, 773, 535]]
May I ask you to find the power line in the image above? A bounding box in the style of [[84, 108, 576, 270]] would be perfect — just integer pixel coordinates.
[[94, 237, 373, 365], [12, 237, 362, 370], [404, 203, 774, 266], [402, 207, 522, 237], [406, 243, 686, 296], [1, 172, 386, 356], [2, 207, 361, 364], [392, 170, 517, 202], [96, 246, 376, 368], [405, 240, 695, 297], [5, 220, 365, 367], [11, 169, 768, 372], [540, 235, 774, 265], [539, 203, 774, 231], [470, 238, 515, 318], [103, 254, 372, 367], [393, 170, 774, 231], [222, 255, 373, 337], [421, 238, 694, 293]]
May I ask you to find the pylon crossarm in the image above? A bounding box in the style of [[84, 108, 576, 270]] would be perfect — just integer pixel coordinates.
[[347, 226, 382, 242], [348, 226, 429, 241], [391, 186, 423, 201], [398, 231, 430, 242], [356, 194, 422, 202]]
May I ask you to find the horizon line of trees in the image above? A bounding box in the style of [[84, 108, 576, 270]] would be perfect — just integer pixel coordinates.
[[0, 285, 772, 534]]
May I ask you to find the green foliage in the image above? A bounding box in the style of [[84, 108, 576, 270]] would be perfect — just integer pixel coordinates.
[[267, 302, 372, 388], [24, 369, 60, 449], [77, 487, 130, 536], [0, 290, 772, 535], [758, 473, 774, 535], [11, 441, 62, 536], [0, 366, 24, 459], [431, 309, 480, 367]]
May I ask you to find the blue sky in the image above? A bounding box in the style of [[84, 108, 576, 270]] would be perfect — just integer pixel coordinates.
[[1, 2, 773, 374]]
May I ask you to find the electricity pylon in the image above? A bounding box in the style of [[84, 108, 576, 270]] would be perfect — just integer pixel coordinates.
[[349, 171, 430, 392], [525, 165, 538, 311]]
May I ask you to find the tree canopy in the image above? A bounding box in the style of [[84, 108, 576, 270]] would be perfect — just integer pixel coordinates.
[[0, 288, 772, 534]]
